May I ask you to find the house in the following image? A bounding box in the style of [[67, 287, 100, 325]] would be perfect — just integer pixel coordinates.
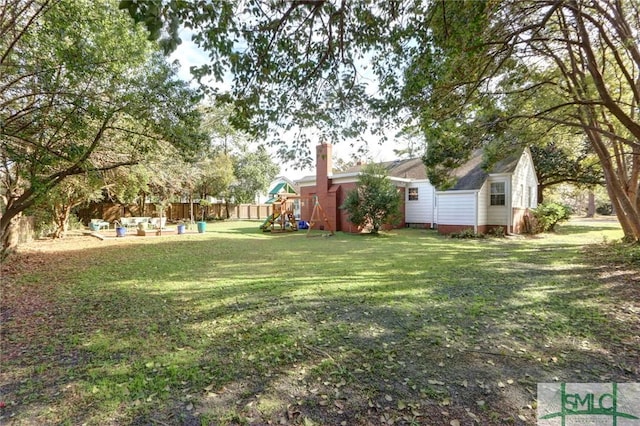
[[434, 149, 538, 234], [297, 143, 538, 234]]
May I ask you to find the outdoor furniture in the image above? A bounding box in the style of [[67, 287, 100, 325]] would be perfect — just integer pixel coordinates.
[[149, 217, 167, 229], [89, 219, 110, 230], [120, 217, 151, 228]]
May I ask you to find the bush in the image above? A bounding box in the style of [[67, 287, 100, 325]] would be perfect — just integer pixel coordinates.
[[340, 164, 402, 234], [487, 226, 505, 238], [449, 228, 485, 239], [596, 203, 613, 215], [531, 202, 572, 232]]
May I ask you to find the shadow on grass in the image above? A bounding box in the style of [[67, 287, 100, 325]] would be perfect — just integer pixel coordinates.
[[1, 222, 638, 425], [555, 225, 620, 235]]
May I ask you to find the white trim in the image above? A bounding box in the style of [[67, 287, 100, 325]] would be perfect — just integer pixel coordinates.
[[296, 173, 412, 187], [474, 191, 479, 233], [506, 177, 512, 232], [436, 189, 480, 195], [331, 172, 359, 179]]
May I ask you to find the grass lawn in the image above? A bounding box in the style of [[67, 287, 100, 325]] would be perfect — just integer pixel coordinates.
[[1, 218, 638, 425]]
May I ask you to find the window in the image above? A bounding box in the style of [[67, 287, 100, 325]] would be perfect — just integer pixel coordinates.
[[490, 182, 505, 206], [408, 187, 419, 201]]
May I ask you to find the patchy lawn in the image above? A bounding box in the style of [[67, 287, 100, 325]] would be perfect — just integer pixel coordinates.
[[1, 218, 638, 425]]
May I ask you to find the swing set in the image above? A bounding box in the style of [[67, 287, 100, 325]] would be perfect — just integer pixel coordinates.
[[259, 194, 334, 237]]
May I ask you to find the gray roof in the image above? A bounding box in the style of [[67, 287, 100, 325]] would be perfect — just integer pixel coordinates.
[[340, 157, 428, 180], [449, 150, 521, 190]]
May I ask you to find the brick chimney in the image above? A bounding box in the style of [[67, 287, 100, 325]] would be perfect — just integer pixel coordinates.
[[316, 143, 333, 191]]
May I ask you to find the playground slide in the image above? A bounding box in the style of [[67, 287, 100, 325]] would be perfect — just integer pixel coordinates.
[[260, 213, 280, 230]]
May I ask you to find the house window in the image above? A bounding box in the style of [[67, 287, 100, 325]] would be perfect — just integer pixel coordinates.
[[408, 187, 419, 201], [490, 182, 506, 206]]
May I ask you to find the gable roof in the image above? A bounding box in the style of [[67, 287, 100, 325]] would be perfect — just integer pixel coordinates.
[[448, 150, 522, 190], [340, 158, 428, 180], [269, 181, 296, 195]]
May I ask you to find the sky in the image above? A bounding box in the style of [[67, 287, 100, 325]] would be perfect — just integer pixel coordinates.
[[169, 30, 408, 181]]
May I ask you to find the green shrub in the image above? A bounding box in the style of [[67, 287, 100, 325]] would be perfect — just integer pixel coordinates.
[[596, 203, 613, 215], [450, 228, 485, 239], [487, 226, 505, 238], [531, 202, 572, 232]]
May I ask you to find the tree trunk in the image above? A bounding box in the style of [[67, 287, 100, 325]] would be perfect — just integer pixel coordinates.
[[537, 185, 544, 204], [51, 204, 72, 239], [189, 194, 194, 224], [0, 214, 21, 260], [590, 136, 640, 242], [586, 190, 595, 218]]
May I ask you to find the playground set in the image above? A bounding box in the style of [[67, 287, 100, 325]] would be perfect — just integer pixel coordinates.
[[259, 194, 334, 236]]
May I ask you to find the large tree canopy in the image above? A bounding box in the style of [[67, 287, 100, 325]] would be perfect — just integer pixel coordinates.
[[0, 0, 206, 253], [408, 0, 640, 240], [123, 0, 640, 241], [119, 0, 417, 162]]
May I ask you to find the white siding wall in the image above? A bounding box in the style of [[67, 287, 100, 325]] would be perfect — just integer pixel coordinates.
[[436, 192, 476, 225], [511, 150, 538, 208], [486, 177, 509, 225], [405, 181, 435, 224], [477, 182, 488, 226]]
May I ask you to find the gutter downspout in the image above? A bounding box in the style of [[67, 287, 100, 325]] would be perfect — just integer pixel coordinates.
[[432, 187, 437, 229], [506, 178, 513, 235]]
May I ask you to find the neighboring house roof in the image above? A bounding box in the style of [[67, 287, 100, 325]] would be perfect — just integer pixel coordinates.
[[341, 158, 428, 180], [297, 157, 428, 184], [448, 150, 522, 191]]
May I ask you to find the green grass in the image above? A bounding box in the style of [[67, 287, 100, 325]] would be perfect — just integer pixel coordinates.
[[1, 218, 638, 425]]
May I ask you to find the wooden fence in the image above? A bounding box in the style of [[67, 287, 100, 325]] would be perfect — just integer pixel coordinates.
[[77, 202, 273, 224]]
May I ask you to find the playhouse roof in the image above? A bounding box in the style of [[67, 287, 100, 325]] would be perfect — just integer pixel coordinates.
[[269, 181, 297, 195]]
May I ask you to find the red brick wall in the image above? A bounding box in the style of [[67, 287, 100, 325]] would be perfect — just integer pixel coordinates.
[[302, 144, 410, 233], [512, 208, 531, 234], [337, 182, 356, 232], [437, 224, 476, 235], [301, 183, 408, 233], [300, 188, 315, 222]]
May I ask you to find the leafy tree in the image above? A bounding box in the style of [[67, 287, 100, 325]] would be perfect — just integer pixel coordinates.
[[44, 173, 103, 239], [230, 145, 279, 204], [199, 103, 280, 206], [408, 1, 640, 241], [198, 152, 235, 201], [530, 142, 603, 203], [531, 202, 572, 233], [340, 164, 401, 234], [119, 0, 407, 163], [0, 0, 205, 254], [104, 164, 153, 215]]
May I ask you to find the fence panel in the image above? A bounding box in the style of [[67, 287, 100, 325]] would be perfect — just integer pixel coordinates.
[[79, 202, 272, 223]]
